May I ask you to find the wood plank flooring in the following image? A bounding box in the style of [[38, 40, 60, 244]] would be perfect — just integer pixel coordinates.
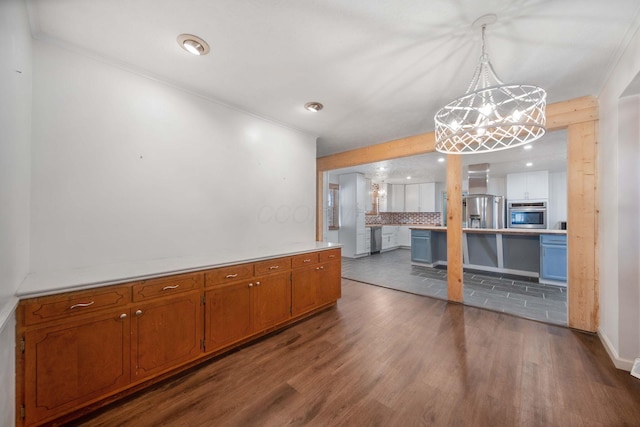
[[72, 280, 640, 427]]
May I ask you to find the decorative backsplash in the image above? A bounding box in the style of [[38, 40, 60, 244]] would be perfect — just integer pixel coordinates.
[[366, 212, 442, 225]]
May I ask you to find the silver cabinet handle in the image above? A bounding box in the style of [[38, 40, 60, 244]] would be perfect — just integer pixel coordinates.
[[255, 281, 261, 286], [225, 274, 238, 278], [269, 266, 280, 270], [162, 284, 180, 291], [135, 309, 143, 316], [316, 267, 321, 271], [70, 301, 94, 309], [120, 313, 127, 319], [248, 283, 254, 288], [320, 266, 324, 270], [303, 259, 311, 263]]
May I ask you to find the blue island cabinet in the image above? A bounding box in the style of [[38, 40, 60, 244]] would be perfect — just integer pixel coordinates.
[[540, 234, 567, 285], [411, 229, 432, 264]]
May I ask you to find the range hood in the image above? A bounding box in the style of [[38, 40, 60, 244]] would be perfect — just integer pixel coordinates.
[[467, 163, 490, 194]]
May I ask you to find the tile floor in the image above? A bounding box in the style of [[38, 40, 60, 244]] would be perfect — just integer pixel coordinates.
[[341, 248, 568, 325]]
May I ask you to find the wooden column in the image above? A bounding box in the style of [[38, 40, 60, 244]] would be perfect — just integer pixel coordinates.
[[567, 121, 599, 331], [446, 154, 463, 302]]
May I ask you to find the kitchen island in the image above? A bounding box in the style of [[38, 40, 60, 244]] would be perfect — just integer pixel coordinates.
[[410, 227, 567, 285]]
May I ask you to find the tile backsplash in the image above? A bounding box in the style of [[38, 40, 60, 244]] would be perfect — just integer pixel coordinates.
[[366, 212, 441, 225]]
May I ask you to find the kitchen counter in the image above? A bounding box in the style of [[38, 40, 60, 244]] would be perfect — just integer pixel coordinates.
[[409, 226, 567, 235], [410, 228, 567, 284], [18, 241, 342, 298]]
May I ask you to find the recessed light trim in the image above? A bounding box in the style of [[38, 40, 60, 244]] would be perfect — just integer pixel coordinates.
[[438, 157, 445, 163], [526, 162, 533, 167], [524, 144, 533, 150], [304, 102, 323, 112], [177, 34, 210, 55]]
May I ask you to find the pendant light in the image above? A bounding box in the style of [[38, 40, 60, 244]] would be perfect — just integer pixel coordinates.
[[434, 14, 546, 154]]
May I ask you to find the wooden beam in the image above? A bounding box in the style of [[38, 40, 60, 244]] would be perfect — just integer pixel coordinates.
[[546, 96, 599, 131], [446, 154, 463, 302], [317, 133, 436, 171], [317, 96, 598, 171], [567, 120, 599, 332]]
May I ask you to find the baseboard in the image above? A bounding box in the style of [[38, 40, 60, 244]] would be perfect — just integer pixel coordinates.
[[598, 328, 635, 371]]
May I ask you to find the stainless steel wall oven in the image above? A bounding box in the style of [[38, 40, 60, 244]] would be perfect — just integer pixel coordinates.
[[508, 201, 547, 229]]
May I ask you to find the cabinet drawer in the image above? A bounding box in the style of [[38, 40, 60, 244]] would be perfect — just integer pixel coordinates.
[[540, 234, 567, 245], [23, 285, 130, 326], [205, 263, 254, 286], [292, 253, 319, 268], [319, 249, 341, 262], [132, 272, 204, 302], [254, 257, 292, 276], [412, 229, 431, 238]]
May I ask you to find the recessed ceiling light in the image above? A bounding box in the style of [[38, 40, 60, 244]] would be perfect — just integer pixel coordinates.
[[524, 144, 533, 150], [438, 157, 445, 163], [177, 34, 210, 56], [378, 167, 385, 171], [526, 162, 533, 167], [406, 176, 412, 180], [304, 102, 323, 112]]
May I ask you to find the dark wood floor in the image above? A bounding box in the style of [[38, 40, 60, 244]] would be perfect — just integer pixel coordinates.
[[73, 280, 640, 427]]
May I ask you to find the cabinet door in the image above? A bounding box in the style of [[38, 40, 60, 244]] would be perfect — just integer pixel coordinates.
[[411, 236, 432, 263], [317, 260, 341, 305], [291, 265, 318, 316], [507, 173, 527, 200], [405, 184, 420, 211], [24, 310, 131, 425], [391, 184, 405, 212], [131, 291, 203, 380], [541, 244, 567, 282], [253, 271, 291, 332], [526, 170, 549, 200], [419, 183, 436, 211], [205, 281, 252, 353]]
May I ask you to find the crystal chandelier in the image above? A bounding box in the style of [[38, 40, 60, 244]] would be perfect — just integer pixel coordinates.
[[434, 15, 546, 154]]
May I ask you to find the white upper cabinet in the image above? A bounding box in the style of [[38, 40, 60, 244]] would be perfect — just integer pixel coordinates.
[[507, 171, 549, 201], [405, 184, 420, 211], [418, 182, 436, 211], [390, 184, 405, 212], [405, 183, 436, 212]]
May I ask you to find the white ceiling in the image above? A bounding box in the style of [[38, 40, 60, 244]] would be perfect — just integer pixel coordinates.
[[27, 0, 640, 163]]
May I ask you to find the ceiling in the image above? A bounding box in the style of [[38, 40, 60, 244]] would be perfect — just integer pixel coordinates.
[[27, 0, 640, 162]]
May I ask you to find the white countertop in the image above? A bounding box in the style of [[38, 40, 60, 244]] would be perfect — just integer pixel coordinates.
[[18, 242, 341, 299]]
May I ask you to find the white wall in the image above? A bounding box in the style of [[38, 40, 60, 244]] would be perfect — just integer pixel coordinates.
[[598, 21, 640, 369], [0, 0, 32, 424], [30, 41, 317, 273], [548, 172, 567, 230]]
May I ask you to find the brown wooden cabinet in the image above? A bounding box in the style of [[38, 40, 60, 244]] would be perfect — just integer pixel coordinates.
[[205, 280, 252, 351], [130, 273, 204, 381], [292, 248, 341, 316], [205, 263, 293, 353], [17, 248, 340, 426], [22, 308, 131, 426]]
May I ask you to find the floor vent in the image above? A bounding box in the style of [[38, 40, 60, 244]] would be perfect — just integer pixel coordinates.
[[631, 358, 640, 380]]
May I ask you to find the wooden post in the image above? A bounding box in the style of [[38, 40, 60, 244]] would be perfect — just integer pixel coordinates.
[[567, 121, 599, 331], [447, 154, 463, 302]]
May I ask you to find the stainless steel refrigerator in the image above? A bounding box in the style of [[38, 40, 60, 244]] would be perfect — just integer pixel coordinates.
[[463, 194, 505, 229]]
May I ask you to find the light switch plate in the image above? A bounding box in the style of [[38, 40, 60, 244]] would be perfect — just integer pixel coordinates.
[[631, 358, 640, 380]]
